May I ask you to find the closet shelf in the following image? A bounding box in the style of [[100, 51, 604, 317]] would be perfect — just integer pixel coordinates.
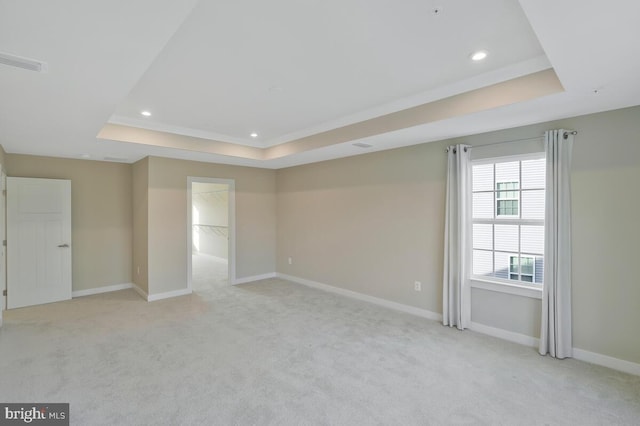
[[193, 191, 227, 203], [192, 224, 228, 238]]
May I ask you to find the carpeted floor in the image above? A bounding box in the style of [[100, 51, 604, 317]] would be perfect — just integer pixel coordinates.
[[0, 278, 639, 425], [192, 253, 229, 291]]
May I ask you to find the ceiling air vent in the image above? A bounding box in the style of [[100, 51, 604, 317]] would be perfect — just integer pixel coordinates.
[[353, 142, 373, 149], [0, 51, 48, 73]]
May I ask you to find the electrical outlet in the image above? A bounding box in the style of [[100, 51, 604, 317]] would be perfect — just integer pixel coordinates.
[[414, 281, 422, 291], [288, 257, 292, 265]]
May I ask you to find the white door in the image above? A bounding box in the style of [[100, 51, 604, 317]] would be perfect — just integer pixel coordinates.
[[0, 169, 5, 325], [7, 177, 72, 309]]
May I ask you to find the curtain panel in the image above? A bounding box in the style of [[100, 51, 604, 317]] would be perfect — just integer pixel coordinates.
[[540, 129, 574, 358], [443, 144, 472, 329]]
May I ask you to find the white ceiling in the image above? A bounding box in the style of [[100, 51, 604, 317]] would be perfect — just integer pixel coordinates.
[[1, 0, 639, 169]]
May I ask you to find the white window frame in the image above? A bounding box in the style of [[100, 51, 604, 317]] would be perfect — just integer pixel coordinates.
[[470, 152, 545, 299]]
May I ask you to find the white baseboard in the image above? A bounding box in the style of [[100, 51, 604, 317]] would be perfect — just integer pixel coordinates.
[[469, 321, 640, 376], [573, 348, 640, 376], [233, 272, 276, 285], [147, 288, 192, 302], [131, 284, 149, 301], [131, 283, 192, 302], [277, 273, 442, 322], [469, 321, 539, 348], [72, 283, 133, 298]]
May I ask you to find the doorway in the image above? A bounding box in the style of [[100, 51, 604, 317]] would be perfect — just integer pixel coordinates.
[[187, 177, 235, 292]]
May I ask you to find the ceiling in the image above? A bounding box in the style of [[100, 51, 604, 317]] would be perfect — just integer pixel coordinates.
[[1, 0, 639, 169]]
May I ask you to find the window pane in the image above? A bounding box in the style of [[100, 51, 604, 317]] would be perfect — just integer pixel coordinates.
[[521, 275, 533, 283], [496, 188, 518, 200], [521, 225, 544, 254], [496, 161, 519, 184], [497, 200, 519, 216], [497, 182, 519, 192], [473, 224, 493, 250], [521, 257, 534, 275], [495, 224, 518, 252], [521, 190, 545, 220], [522, 159, 546, 189], [522, 266, 534, 276], [473, 164, 493, 191], [473, 250, 493, 277], [509, 256, 518, 273], [473, 193, 493, 219], [495, 251, 517, 280]]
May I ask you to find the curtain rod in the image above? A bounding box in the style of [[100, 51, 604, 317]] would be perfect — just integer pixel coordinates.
[[446, 130, 577, 153]]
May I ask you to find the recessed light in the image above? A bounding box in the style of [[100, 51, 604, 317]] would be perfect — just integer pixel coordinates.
[[141, 110, 152, 117], [250, 132, 258, 138], [470, 50, 488, 61]]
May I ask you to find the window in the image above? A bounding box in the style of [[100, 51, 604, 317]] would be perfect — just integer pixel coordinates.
[[509, 255, 536, 282], [496, 182, 519, 216], [471, 156, 545, 285]]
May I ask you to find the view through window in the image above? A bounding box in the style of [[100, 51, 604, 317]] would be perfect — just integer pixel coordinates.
[[471, 156, 545, 285]]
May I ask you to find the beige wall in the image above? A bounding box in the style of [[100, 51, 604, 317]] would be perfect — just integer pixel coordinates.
[[147, 157, 276, 295], [0, 145, 6, 170], [277, 142, 448, 313], [276, 105, 640, 365], [132, 158, 149, 293], [471, 288, 541, 337], [6, 155, 133, 292]]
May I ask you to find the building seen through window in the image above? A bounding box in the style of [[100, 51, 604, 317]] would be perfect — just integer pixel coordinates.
[[471, 156, 545, 285]]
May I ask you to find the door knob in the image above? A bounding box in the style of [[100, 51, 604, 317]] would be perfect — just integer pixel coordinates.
[[57, 243, 70, 248]]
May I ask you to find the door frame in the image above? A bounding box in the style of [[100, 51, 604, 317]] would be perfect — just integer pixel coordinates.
[[0, 167, 5, 325], [186, 177, 236, 292]]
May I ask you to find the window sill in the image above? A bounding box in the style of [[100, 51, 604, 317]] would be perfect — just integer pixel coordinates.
[[470, 278, 542, 300]]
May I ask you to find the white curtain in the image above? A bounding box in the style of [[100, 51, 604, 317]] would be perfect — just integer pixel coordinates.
[[443, 144, 472, 329], [540, 130, 574, 358]]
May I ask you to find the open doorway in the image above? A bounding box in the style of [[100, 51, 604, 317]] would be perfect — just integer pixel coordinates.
[[187, 177, 235, 292]]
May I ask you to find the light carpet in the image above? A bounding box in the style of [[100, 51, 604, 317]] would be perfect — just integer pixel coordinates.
[[0, 278, 639, 425], [192, 253, 229, 291]]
